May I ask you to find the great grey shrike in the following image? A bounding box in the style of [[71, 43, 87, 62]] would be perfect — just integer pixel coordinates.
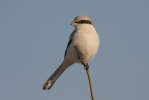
[[43, 14, 100, 90]]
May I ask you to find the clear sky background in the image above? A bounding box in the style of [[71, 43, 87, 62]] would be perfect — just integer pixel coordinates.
[[0, 0, 149, 100]]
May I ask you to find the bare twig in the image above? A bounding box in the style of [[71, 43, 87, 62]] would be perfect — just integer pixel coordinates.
[[74, 46, 95, 100]]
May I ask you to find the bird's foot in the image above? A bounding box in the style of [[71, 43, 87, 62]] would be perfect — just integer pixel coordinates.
[[82, 62, 89, 70]]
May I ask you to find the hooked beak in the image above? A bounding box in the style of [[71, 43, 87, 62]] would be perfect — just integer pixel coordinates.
[[70, 21, 75, 26]]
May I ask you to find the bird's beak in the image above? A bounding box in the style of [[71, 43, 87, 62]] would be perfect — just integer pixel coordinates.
[[70, 21, 75, 26]]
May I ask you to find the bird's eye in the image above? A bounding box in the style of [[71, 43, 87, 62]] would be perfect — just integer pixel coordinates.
[[75, 20, 92, 25]]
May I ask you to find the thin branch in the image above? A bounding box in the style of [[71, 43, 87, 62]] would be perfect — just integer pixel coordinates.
[[84, 64, 95, 100]]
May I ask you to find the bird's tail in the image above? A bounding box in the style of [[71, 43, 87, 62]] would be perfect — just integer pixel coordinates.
[[43, 60, 73, 90]]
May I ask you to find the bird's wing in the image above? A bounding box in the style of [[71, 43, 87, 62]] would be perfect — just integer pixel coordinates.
[[64, 30, 76, 57]]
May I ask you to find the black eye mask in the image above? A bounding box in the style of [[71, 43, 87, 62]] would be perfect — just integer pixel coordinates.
[[75, 20, 92, 25]]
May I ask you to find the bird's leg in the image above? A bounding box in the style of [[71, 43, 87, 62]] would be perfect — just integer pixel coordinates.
[[74, 46, 89, 70], [74, 46, 95, 100], [74, 46, 82, 60], [83, 63, 89, 70]]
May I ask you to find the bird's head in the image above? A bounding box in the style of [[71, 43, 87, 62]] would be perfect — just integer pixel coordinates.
[[70, 14, 95, 30]]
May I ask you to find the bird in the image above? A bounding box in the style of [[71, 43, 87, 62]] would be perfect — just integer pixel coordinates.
[[43, 14, 100, 90]]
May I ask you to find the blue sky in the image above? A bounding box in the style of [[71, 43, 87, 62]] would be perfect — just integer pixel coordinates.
[[0, 0, 149, 100]]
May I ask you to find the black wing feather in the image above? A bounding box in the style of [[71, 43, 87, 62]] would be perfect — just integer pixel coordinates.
[[64, 30, 76, 57], [64, 38, 72, 57]]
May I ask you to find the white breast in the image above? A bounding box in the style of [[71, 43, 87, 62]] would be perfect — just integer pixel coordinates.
[[65, 25, 100, 63]]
